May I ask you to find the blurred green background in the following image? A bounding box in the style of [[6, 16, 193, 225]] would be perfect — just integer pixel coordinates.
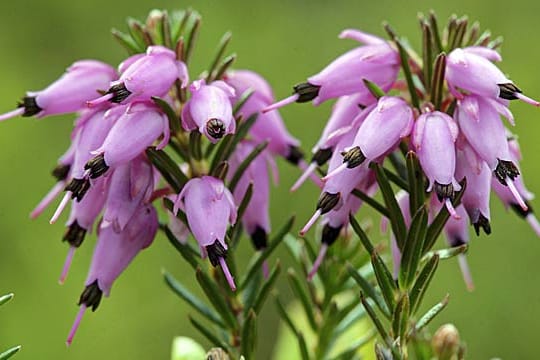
[[1, 0, 540, 359]]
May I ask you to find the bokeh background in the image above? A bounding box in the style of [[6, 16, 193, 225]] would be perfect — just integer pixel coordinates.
[[1, 1, 540, 359]]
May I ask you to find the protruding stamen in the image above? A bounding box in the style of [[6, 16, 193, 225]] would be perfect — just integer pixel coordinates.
[[0, 107, 25, 122], [435, 182, 455, 202], [30, 182, 65, 219], [444, 198, 461, 219], [50, 192, 71, 224], [307, 243, 328, 281], [66, 305, 87, 346], [526, 214, 540, 237], [506, 178, 528, 212], [59, 246, 76, 285], [65, 178, 91, 201], [300, 209, 321, 236], [206, 118, 226, 140], [219, 257, 236, 291], [322, 163, 348, 181], [297, 160, 324, 188], [514, 93, 540, 107], [19, 96, 43, 116], [206, 241, 227, 267], [291, 162, 318, 192], [497, 83, 539, 105], [457, 254, 474, 292], [86, 93, 113, 108], [262, 94, 299, 113], [262, 260, 270, 279]]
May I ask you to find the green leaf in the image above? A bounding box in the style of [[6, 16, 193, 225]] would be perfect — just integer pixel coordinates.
[[465, 21, 480, 46], [127, 17, 153, 48], [298, 332, 310, 360], [430, 53, 447, 111], [163, 270, 225, 327], [351, 189, 389, 218], [195, 267, 238, 330], [409, 254, 439, 313], [347, 263, 389, 318], [253, 261, 281, 314], [399, 206, 428, 288], [188, 131, 203, 160], [111, 29, 142, 55], [228, 141, 268, 192], [360, 293, 392, 348], [330, 330, 376, 360], [183, 15, 201, 64], [239, 216, 294, 290], [233, 89, 254, 116], [160, 224, 199, 270], [0, 293, 14, 306], [406, 151, 425, 215], [287, 268, 317, 331], [188, 316, 230, 351], [211, 161, 229, 181], [421, 20, 433, 93], [145, 147, 187, 192], [0, 346, 21, 360], [152, 96, 181, 134], [414, 294, 449, 332], [213, 54, 237, 81], [449, 17, 468, 50], [241, 310, 257, 359], [371, 251, 397, 312], [228, 182, 253, 248], [171, 9, 190, 44], [423, 178, 467, 253], [206, 32, 233, 82], [362, 78, 385, 99], [159, 11, 172, 49], [383, 167, 409, 192], [423, 244, 468, 261], [274, 295, 299, 336], [474, 30, 492, 47], [428, 11, 443, 53], [444, 15, 458, 50], [372, 163, 407, 250], [392, 293, 410, 344], [348, 214, 375, 255]]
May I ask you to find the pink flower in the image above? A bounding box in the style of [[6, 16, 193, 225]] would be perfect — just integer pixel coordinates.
[[174, 176, 237, 290]]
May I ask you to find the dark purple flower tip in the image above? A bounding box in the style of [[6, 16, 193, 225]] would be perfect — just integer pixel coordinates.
[[78, 280, 103, 311], [85, 153, 110, 179], [434, 182, 455, 203], [65, 178, 91, 202], [341, 146, 366, 168], [317, 192, 342, 214], [510, 201, 533, 218], [497, 83, 540, 106], [494, 159, 520, 185], [473, 214, 492, 236], [63, 221, 87, 248], [104, 83, 132, 104], [17, 96, 43, 117], [52, 163, 71, 181], [312, 148, 333, 166], [206, 241, 236, 291], [285, 145, 305, 165], [321, 224, 343, 246], [250, 226, 268, 251], [205, 118, 226, 140], [293, 82, 321, 103]]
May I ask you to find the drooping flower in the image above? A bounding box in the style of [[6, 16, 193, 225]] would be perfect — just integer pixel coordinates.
[[66, 204, 158, 345], [181, 80, 236, 143], [412, 111, 461, 218], [87, 46, 188, 106], [263, 29, 399, 111], [84, 102, 169, 179], [323, 96, 413, 180], [0, 60, 117, 121], [446, 47, 539, 106], [173, 176, 237, 290]]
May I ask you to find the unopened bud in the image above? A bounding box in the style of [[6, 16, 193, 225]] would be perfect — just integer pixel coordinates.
[[432, 323, 461, 360]]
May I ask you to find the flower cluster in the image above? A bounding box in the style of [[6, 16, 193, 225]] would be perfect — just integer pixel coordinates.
[[265, 26, 540, 286], [0, 11, 302, 345]]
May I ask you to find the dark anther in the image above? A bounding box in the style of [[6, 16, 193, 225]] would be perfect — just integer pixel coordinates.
[[206, 241, 227, 267], [51, 164, 71, 181], [341, 146, 366, 169], [106, 82, 132, 103], [285, 145, 304, 165], [434, 182, 454, 202], [473, 214, 492, 236], [321, 224, 342, 246], [250, 226, 268, 250], [78, 280, 103, 311], [206, 118, 226, 140], [317, 192, 341, 214], [293, 82, 320, 103], [498, 83, 522, 100], [65, 178, 91, 201], [17, 96, 42, 117], [449, 236, 466, 248], [63, 221, 87, 247], [312, 148, 333, 166], [511, 201, 533, 218], [85, 153, 109, 179], [494, 159, 520, 185]]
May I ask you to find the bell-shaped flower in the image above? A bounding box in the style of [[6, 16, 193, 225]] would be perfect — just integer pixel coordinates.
[[323, 96, 413, 181], [455, 139, 492, 235], [60, 177, 108, 284], [66, 204, 158, 345], [292, 93, 373, 191], [0, 60, 117, 121], [84, 102, 169, 179], [173, 176, 237, 290], [301, 130, 371, 235], [182, 80, 236, 143], [413, 111, 461, 218], [441, 204, 474, 291], [87, 46, 188, 106], [446, 47, 539, 106], [263, 29, 399, 111], [456, 95, 528, 211]]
